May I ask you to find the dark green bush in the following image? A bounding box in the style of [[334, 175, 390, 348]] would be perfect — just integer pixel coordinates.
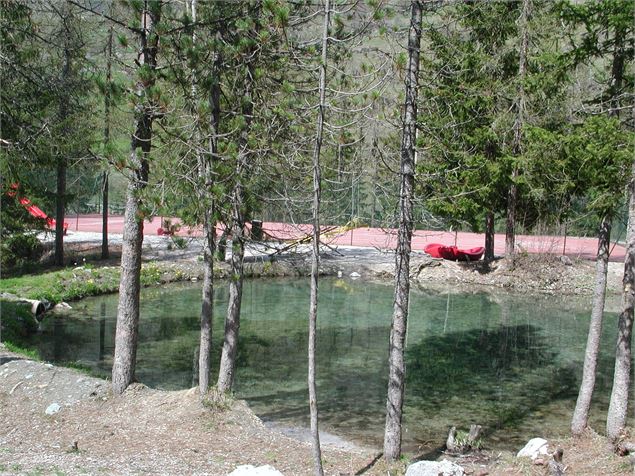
[[0, 300, 38, 343], [1, 233, 43, 269]]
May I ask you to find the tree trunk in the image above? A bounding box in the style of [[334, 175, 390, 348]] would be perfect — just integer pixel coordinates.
[[185, 0, 215, 397], [485, 211, 495, 262], [112, 4, 160, 396], [305, 2, 331, 474], [505, 178, 517, 260], [505, 0, 531, 262], [199, 31, 222, 396], [604, 17, 628, 445], [55, 157, 66, 266], [55, 40, 71, 267], [112, 169, 146, 394], [199, 208, 215, 394], [384, 0, 422, 463], [216, 196, 246, 394], [102, 25, 113, 261], [607, 158, 635, 442], [571, 215, 611, 435], [216, 11, 257, 393]]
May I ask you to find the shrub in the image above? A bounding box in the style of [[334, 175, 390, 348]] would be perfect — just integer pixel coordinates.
[[1, 233, 43, 269], [0, 300, 39, 343]]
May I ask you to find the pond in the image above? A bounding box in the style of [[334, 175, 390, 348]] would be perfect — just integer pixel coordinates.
[[18, 278, 622, 453]]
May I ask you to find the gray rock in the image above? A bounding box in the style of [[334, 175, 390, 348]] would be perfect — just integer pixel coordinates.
[[560, 255, 573, 266], [45, 403, 61, 415], [227, 465, 283, 476], [53, 302, 72, 312], [517, 437, 549, 459], [405, 460, 465, 476]]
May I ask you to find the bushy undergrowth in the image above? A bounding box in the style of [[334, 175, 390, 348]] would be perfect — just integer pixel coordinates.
[[0, 300, 39, 345], [1, 233, 43, 271]]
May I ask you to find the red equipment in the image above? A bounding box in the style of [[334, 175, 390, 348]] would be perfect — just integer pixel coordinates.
[[424, 243, 485, 262], [7, 184, 68, 234]]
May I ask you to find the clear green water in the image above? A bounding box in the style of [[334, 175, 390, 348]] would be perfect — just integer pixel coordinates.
[[19, 278, 621, 453]]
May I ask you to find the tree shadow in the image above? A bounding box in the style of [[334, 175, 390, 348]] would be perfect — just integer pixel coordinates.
[[405, 324, 578, 451]]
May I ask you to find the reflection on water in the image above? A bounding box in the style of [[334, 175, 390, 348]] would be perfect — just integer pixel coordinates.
[[17, 278, 621, 452]]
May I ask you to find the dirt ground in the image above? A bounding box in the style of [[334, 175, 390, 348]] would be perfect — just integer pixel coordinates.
[[0, 346, 631, 476], [0, 348, 386, 476]]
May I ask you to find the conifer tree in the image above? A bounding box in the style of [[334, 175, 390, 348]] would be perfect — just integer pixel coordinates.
[[112, 0, 163, 395], [384, 0, 422, 462]]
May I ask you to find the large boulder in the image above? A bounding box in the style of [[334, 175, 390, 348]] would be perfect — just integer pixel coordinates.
[[516, 438, 549, 460], [227, 465, 284, 476], [405, 459, 465, 476]]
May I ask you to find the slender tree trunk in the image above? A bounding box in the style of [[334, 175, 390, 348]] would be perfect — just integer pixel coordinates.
[[505, 177, 517, 259], [55, 41, 71, 266], [305, 2, 330, 474], [603, 20, 629, 445], [384, 0, 422, 462], [485, 211, 495, 262], [55, 158, 66, 266], [112, 4, 160, 395], [188, 0, 218, 397], [371, 138, 378, 228], [505, 0, 531, 262], [571, 215, 611, 435], [102, 25, 113, 260], [112, 165, 146, 394], [216, 180, 246, 393], [199, 208, 215, 394], [199, 40, 222, 395], [607, 163, 634, 442], [216, 13, 257, 393]]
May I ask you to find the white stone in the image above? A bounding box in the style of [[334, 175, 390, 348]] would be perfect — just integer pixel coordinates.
[[349, 272, 361, 278], [53, 302, 72, 311], [517, 438, 549, 460], [227, 465, 283, 476], [405, 460, 465, 476], [45, 403, 61, 415]]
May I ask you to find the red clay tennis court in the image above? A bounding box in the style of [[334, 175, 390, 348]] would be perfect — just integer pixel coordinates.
[[67, 214, 626, 262]]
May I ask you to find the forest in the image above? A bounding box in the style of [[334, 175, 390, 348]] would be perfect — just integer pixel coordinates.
[[1, 0, 634, 474]]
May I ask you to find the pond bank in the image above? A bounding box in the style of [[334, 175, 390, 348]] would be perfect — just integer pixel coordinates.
[[1, 236, 626, 304]]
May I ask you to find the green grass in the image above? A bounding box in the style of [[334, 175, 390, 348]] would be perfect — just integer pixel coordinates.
[[2, 341, 40, 360], [60, 360, 105, 379], [0, 267, 121, 302], [0, 263, 173, 303]]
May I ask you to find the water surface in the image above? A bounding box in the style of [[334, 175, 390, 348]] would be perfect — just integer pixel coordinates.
[[20, 278, 622, 452]]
